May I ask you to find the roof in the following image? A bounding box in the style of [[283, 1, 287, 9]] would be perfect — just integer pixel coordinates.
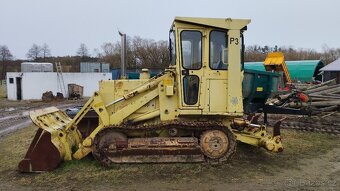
[[21, 62, 53, 65], [320, 58, 340, 71], [174, 17, 251, 30], [244, 60, 325, 82]]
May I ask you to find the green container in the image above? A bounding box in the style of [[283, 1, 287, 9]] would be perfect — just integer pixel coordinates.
[[243, 69, 281, 113]]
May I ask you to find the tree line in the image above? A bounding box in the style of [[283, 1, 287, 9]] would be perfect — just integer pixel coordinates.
[[1, 37, 340, 80], [245, 45, 340, 64]]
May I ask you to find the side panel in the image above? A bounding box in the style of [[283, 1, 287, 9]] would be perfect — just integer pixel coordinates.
[[209, 80, 227, 112], [98, 79, 152, 115], [227, 29, 243, 114], [159, 78, 179, 120]]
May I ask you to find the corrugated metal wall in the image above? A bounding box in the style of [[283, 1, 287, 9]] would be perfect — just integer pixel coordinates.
[[80, 62, 110, 73], [323, 71, 340, 84]]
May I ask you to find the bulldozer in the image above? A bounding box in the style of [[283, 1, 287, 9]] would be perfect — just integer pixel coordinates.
[[18, 17, 283, 172]]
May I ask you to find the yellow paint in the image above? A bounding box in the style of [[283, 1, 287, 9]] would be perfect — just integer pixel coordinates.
[[209, 80, 227, 112], [163, 79, 172, 85], [165, 85, 174, 96], [264, 52, 292, 83], [256, 87, 263, 92], [29, 107, 82, 161]]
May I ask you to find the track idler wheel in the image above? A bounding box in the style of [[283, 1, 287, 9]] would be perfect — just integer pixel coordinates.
[[92, 129, 127, 166], [200, 129, 236, 163]]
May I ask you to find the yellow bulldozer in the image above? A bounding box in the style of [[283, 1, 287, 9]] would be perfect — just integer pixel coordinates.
[[19, 17, 283, 172]]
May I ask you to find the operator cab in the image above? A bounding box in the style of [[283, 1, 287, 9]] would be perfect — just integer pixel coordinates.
[[169, 17, 250, 116]]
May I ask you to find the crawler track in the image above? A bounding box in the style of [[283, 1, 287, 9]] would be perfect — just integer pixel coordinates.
[[92, 121, 237, 166]]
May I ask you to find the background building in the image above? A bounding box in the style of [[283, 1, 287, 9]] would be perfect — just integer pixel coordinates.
[[320, 58, 340, 83], [80, 62, 110, 73], [245, 60, 324, 82], [6, 72, 111, 100]]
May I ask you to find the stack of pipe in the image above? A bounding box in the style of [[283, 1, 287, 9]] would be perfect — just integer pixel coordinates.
[[302, 79, 340, 111]]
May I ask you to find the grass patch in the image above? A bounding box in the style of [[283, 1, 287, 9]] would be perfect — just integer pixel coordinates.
[[0, 127, 338, 190]]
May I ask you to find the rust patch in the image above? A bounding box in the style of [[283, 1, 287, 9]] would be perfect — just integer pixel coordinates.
[[18, 129, 62, 172], [115, 81, 124, 90]]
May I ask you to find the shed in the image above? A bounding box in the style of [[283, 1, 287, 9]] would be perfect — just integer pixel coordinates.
[[244, 60, 324, 82], [320, 58, 340, 83]]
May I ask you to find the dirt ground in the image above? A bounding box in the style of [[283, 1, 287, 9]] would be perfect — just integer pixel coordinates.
[[0, 98, 86, 136], [0, 99, 339, 191]]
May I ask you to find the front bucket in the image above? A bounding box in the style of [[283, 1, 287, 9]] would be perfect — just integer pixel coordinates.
[[19, 107, 81, 172], [18, 128, 62, 172]]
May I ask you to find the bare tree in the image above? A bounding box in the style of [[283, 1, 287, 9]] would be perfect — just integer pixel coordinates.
[[93, 48, 101, 58], [26, 44, 42, 61], [321, 45, 340, 64], [100, 42, 120, 68], [131, 36, 169, 69], [101, 42, 116, 56], [41, 43, 51, 60], [0, 45, 13, 79], [245, 45, 323, 62], [76, 43, 90, 58]]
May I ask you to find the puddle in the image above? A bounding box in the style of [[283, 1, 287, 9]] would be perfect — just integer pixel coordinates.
[[0, 120, 32, 137], [5, 107, 16, 112]]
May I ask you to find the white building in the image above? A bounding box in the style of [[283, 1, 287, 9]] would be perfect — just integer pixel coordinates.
[[6, 72, 111, 100]]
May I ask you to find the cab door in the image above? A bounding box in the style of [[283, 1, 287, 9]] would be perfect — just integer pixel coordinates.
[[206, 30, 229, 113], [179, 30, 204, 109]]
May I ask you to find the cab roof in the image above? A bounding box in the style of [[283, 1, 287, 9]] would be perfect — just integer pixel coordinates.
[[174, 17, 251, 30]]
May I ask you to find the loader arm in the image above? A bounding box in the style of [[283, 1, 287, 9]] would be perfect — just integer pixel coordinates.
[[73, 87, 161, 159], [65, 72, 166, 132], [19, 73, 167, 172], [73, 73, 167, 159]]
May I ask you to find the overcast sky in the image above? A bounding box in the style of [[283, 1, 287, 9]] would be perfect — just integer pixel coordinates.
[[0, 0, 339, 59]]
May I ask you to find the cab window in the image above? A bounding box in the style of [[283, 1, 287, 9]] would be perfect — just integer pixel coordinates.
[[169, 30, 176, 65], [180, 31, 202, 70], [183, 75, 199, 105], [210, 30, 228, 70]]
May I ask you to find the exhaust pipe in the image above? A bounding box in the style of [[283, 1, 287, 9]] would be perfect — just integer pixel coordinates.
[[119, 31, 127, 79]]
